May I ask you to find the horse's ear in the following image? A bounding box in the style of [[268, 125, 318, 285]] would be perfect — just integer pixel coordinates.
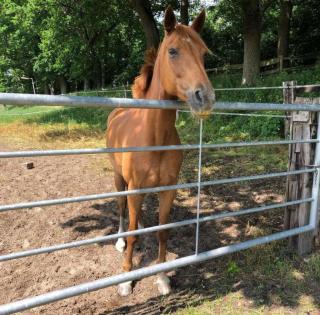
[[164, 5, 176, 34], [191, 9, 206, 33]]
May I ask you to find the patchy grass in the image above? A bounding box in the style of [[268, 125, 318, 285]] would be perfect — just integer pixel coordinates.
[[173, 242, 320, 315], [0, 121, 105, 149], [305, 254, 320, 282]]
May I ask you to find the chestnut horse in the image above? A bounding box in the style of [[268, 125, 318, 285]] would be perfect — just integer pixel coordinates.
[[107, 7, 215, 296]]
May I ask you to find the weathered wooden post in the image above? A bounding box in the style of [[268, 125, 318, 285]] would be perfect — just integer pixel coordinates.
[[284, 81, 319, 254], [283, 81, 295, 138]]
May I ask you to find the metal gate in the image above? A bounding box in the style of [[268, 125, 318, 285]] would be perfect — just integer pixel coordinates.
[[0, 92, 320, 314]]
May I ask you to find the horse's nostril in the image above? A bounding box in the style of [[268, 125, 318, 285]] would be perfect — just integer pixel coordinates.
[[195, 90, 203, 103]]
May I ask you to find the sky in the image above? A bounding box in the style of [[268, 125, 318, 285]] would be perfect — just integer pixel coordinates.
[[198, 0, 220, 6]]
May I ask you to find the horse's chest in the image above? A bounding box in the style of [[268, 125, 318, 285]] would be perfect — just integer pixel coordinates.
[[124, 150, 182, 188]]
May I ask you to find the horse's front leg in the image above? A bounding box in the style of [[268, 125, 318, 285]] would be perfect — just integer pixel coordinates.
[[156, 189, 176, 295], [118, 193, 144, 296]]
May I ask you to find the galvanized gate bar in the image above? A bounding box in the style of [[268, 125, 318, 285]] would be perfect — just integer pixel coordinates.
[[309, 112, 320, 228], [1, 93, 320, 111], [0, 169, 315, 213], [0, 93, 185, 109], [0, 224, 313, 315], [0, 139, 318, 158], [0, 198, 312, 263]]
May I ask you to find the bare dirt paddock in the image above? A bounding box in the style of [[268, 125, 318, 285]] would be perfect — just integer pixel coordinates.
[[1, 141, 320, 314]]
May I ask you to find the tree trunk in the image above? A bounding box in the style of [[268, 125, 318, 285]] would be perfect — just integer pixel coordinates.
[[241, 0, 261, 86], [44, 84, 49, 95], [58, 76, 68, 94], [277, 0, 292, 60], [129, 0, 160, 49], [84, 79, 90, 91], [49, 82, 55, 95], [101, 61, 106, 89], [180, 0, 189, 25]]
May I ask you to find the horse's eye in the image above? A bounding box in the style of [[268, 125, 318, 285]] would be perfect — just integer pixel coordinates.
[[168, 48, 178, 58]]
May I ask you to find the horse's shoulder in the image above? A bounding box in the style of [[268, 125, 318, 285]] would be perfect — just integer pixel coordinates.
[[107, 108, 127, 126]]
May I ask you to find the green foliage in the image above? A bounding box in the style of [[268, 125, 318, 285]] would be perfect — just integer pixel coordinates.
[[0, 0, 145, 93], [0, 0, 319, 93], [203, 0, 243, 67], [291, 0, 320, 58], [227, 261, 241, 277]]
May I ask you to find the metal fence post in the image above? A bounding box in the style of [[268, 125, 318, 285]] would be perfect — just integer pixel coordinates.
[[309, 112, 320, 243], [195, 119, 203, 255]]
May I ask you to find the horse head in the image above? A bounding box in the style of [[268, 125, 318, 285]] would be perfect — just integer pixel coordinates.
[[159, 6, 215, 117]]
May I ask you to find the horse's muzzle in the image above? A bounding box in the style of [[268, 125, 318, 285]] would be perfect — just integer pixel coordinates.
[[187, 87, 215, 119]]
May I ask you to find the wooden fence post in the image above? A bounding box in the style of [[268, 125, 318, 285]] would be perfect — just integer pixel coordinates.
[[283, 81, 295, 139], [284, 81, 318, 255]]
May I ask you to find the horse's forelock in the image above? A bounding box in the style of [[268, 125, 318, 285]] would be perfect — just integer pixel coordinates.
[[174, 25, 209, 52]]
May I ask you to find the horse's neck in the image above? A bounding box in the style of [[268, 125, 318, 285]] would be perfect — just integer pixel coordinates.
[[144, 56, 177, 130]]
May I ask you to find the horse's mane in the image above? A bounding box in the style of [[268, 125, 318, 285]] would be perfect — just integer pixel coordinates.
[[132, 48, 157, 99]]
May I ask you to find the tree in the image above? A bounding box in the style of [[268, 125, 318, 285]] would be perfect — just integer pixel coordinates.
[[240, 0, 262, 85], [290, 0, 320, 59], [129, 0, 160, 49], [277, 0, 293, 59], [180, 0, 189, 25], [1, 0, 319, 92]]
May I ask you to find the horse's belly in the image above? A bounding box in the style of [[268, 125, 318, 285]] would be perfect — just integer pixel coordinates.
[[159, 150, 183, 186]]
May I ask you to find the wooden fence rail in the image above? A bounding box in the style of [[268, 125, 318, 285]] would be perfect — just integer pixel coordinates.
[[207, 53, 318, 75]]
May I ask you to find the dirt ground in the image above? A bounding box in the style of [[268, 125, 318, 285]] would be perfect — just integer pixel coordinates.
[[0, 140, 312, 314]]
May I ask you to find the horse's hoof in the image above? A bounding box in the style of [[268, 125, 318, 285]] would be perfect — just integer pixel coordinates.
[[118, 281, 133, 296], [156, 273, 171, 295], [115, 238, 126, 253]]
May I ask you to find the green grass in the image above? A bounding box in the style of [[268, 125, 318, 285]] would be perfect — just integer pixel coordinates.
[[0, 105, 63, 124], [305, 254, 320, 281], [173, 242, 320, 315], [26, 107, 111, 130], [177, 111, 283, 143]]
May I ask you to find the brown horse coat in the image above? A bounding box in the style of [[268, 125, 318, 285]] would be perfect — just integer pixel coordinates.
[[106, 7, 215, 296]]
